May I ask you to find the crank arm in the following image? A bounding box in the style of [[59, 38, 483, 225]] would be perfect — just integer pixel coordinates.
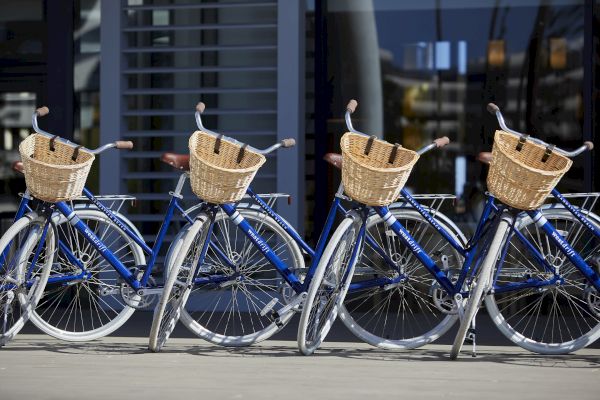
[[136, 287, 163, 296], [271, 292, 308, 319]]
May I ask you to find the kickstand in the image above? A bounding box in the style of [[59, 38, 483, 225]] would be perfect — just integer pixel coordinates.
[[466, 316, 477, 357], [455, 293, 477, 357], [3, 291, 14, 336]]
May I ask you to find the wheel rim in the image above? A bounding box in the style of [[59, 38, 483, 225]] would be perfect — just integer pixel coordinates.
[[154, 217, 210, 351], [31, 211, 143, 339], [2, 217, 53, 344], [340, 210, 461, 348], [180, 210, 303, 345], [489, 210, 600, 351], [304, 221, 359, 351]]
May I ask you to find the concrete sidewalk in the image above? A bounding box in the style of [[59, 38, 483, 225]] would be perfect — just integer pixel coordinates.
[[1, 335, 599, 400]]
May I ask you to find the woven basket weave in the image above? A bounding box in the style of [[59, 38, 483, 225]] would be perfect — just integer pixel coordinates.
[[487, 130, 572, 210], [340, 132, 419, 206], [189, 131, 266, 204], [19, 134, 95, 202]]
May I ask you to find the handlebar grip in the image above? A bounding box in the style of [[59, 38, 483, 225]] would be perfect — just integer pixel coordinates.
[[433, 136, 450, 148], [196, 102, 206, 114], [486, 103, 500, 115], [281, 138, 296, 148], [36, 106, 50, 117], [585, 141, 594, 151], [115, 141, 134, 150], [346, 99, 358, 114]]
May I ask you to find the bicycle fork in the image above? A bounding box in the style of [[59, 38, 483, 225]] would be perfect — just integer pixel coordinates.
[[457, 213, 514, 357]]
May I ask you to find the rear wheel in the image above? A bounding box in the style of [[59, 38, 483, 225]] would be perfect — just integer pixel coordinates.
[[339, 209, 464, 349], [30, 209, 145, 341], [1, 213, 54, 346], [486, 209, 600, 354], [171, 208, 304, 346]]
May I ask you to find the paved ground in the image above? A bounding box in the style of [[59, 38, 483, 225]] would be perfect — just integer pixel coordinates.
[[1, 335, 599, 400]]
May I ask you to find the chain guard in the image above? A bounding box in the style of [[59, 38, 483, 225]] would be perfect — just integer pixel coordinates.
[[430, 271, 461, 315], [118, 269, 158, 310]]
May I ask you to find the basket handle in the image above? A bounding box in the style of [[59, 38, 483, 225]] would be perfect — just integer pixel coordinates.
[[214, 134, 223, 154], [364, 135, 377, 156], [515, 135, 529, 152], [71, 145, 82, 161], [236, 143, 248, 164], [388, 143, 402, 164], [49, 135, 59, 152], [541, 145, 555, 163]]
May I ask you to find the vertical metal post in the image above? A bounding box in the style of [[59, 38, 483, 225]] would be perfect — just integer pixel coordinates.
[[583, 0, 598, 192], [100, 0, 123, 196], [313, 0, 328, 239], [277, 0, 306, 234], [46, 0, 75, 140]]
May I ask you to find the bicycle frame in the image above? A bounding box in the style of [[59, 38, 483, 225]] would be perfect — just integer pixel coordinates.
[[209, 181, 414, 295], [217, 185, 349, 294], [24, 173, 196, 291], [490, 189, 600, 294], [366, 187, 600, 298]]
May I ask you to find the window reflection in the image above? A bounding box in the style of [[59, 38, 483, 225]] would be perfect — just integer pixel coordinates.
[[319, 0, 586, 230]]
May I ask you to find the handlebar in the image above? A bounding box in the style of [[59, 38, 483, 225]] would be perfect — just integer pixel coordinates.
[[487, 103, 592, 158], [32, 107, 133, 155], [194, 102, 295, 155], [344, 99, 450, 156]]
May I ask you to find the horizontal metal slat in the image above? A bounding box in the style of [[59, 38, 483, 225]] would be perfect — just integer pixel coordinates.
[[123, 23, 276, 32], [124, 172, 185, 179], [123, 87, 276, 95], [122, 151, 275, 159], [127, 213, 186, 224], [126, 193, 174, 201], [123, 66, 276, 74], [124, 172, 276, 179], [122, 152, 168, 159], [123, 130, 277, 138], [122, 109, 276, 116], [122, 44, 276, 53], [123, 1, 275, 11]]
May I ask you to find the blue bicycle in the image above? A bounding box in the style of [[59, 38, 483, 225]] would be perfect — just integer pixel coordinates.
[[152, 101, 450, 354], [0, 106, 297, 346], [298, 102, 599, 356], [451, 104, 600, 358]]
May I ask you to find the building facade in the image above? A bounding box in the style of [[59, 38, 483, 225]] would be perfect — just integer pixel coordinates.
[[1, 0, 599, 247]]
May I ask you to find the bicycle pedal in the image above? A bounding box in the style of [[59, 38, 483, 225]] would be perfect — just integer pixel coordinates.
[[270, 311, 285, 329], [260, 298, 279, 317]]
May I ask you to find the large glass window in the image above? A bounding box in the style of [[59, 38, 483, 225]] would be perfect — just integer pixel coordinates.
[[0, 0, 46, 215], [315, 0, 591, 229]]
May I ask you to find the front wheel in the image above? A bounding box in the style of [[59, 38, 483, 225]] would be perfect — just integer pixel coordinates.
[[297, 215, 364, 355], [450, 217, 511, 360], [339, 209, 464, 349], [1, 213, 54, 346], [149, 215, 211, 352], [171, 208, 304, 347], [30, 209, 145, 341]]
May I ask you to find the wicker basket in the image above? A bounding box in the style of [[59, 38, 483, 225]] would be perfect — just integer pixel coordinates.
[[19, 134, 95, 203], [188, 131, 266, 204], [487, 130, 572, 210], [340, 132, 419, 206]]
